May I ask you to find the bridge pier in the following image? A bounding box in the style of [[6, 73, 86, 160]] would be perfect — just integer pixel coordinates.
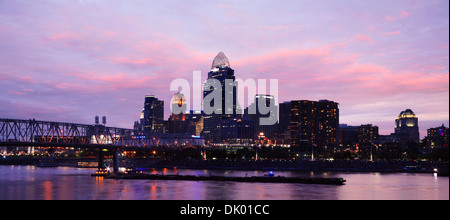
[[113, 149, 119, 174], [98, 148, 106, 170]]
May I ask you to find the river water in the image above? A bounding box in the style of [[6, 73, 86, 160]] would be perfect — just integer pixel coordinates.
[[0, 165, 448, 200]]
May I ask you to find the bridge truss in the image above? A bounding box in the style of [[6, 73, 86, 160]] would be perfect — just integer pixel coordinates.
[[0, 118, 204, 149]]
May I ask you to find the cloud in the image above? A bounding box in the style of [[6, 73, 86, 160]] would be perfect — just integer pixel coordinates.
[[380, 30, 402, 36], [353, 33, 375, 45], [385, 10, 410, 22]]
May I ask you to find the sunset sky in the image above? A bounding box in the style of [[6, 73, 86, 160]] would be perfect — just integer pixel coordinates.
[[0, 0, 448, 137]]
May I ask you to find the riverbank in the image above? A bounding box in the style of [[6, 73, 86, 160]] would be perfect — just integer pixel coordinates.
[[136, 158, 449, 174]]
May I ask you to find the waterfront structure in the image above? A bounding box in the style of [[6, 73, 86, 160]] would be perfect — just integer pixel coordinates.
[[203, 52, 239, 142], [143, 95, 164, 134], [290, 100, 339, 152], [427, 124, 449, 148], [394, 109, 419, 143]]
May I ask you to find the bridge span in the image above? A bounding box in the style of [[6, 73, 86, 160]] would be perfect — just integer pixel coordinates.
[[0, 118, 205, 172]]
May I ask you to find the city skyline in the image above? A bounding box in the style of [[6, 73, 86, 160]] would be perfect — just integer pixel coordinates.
[[0, 0, 449, 138]]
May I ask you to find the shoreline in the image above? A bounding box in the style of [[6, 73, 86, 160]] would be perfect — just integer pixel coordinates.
[[1, 157, 448, 175]]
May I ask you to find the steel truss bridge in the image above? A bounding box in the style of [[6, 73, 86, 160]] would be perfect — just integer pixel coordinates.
[[0, 118, 205, 172], [0, 118, 204, 150]]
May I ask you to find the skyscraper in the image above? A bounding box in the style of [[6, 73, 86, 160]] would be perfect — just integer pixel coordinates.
[[394, 109, 419, 143], [143, 95, 164, 134], [290, 100, 339, 152], [203, 52, 238, 142]]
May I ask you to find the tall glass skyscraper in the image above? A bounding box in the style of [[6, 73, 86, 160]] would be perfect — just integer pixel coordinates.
[[203, 52, 238, 142]]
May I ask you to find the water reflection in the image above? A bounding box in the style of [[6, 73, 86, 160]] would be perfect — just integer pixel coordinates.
[[0, 166, 448, 200]]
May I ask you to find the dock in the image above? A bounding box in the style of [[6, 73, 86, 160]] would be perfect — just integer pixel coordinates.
[[98, 173, 347, 185]]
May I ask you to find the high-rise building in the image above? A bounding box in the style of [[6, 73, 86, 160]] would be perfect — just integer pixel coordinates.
[[394, 109, 419, 143], [290, 100, 339, 152], [203, 52, 239, 142], [143, 95, 164, 134]]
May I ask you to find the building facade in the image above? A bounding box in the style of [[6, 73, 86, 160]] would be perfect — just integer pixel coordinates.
[[358, 124, 379, 143], [290, 100, 339, 152]]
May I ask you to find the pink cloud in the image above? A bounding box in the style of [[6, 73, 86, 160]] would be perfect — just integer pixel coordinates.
[[353, 33, 375, 45], [385, 10, 410, 21], [47, 32, 79, 41], [380, 30, 402, 36]]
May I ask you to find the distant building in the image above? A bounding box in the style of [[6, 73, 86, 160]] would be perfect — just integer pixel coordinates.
[[185, 110, 204, 136], [339, 124, 359, 147], [277, 101, 292, 144], [203, 52, 239, 143], [427, 124, 449, 148], [220, 117, 254, 144], [279, 101, 292, 133], [393, 109, 419, 143], [143, 95, 164, 134], [168, 92, 187, 134], [290, 100, 339, 152], [244, 94, 278, 140], [358, 124, 379, 143]]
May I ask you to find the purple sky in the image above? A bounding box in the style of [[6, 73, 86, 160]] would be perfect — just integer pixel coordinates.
[[0, 0, 448, 138]]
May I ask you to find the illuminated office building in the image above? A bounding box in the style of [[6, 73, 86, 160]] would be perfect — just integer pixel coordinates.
[[394, 109, 419, 143], [290, 100, 339, 152], [427, 124, 448, 148]]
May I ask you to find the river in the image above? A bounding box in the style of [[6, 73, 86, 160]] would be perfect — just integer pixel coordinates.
[[0, 165, 448, 200]]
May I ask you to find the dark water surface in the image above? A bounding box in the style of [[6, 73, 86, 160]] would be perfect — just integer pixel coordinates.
[[0, 165, 448, 200]]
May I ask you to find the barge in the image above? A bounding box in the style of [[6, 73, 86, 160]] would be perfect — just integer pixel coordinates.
[[100, 173, 346, 185]]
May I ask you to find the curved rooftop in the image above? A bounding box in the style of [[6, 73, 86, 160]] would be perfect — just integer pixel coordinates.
[[211, 51, 230, 69], [398, 109, 416, 118]]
